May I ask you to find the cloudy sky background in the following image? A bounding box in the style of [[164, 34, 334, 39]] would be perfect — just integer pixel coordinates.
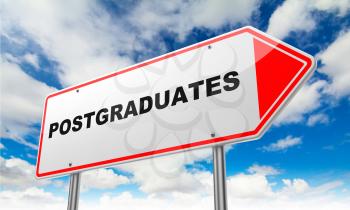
[[1, 0, 350, 209]]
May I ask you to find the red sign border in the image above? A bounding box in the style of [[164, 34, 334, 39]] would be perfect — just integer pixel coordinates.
[[36, 26, 315, 178]]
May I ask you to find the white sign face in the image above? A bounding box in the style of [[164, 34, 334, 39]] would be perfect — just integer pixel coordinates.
[[36, 26, 315, 178]]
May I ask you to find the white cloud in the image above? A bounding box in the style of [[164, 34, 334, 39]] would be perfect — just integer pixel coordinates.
[[2, 0, 261, 85], [95, 191, 211, 210], [1, 0, 133, 86], [1, 162, 348, 210], [261, 135, 302, 152], [248, 164, 281, 176], [279, 179, 344, 198], [23, 53, 39, 69], [82, 175, 348, 210], [313, 0, 350, 16], [190, 0, 259, 28], [309, 180, 344, 195], [318, 30, 350, 98], [89, 190, 350, 210], [307, 113, 330, 126], [114, 146, 238, 196], [127, 0, 260, 39], [0, 187, 65, 210], [3, 185, 349, 210], [81, 168, 129, 191], [3, 53, 20, 63], [281, 179, 310, 195], [1, 0, 260, 88], [0, 60, 56, 143], [89, 173, 346, 210], [267, 0, 315, 39], [0, 155, 130, 192], [267, 0, 350, 39], [0, 156, 51, 189], [116, 148, 213, 195], [274, 80, 327, 125], [227, 173, 274, 198]]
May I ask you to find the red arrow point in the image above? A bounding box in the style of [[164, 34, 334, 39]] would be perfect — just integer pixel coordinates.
[[253, 38, 305, 119]]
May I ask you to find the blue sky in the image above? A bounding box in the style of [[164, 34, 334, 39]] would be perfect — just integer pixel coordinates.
[[1, 0, 350, 209]]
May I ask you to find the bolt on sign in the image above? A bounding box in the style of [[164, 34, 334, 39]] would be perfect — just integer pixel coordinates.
[[36, 26, 315, 178]]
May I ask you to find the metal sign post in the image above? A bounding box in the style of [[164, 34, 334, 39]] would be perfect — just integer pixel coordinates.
[[213, 145, 227, 210], [67, 173, 81, 210]]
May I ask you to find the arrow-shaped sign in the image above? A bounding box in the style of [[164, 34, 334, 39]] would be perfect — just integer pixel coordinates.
[[36, 26, 315, 178]]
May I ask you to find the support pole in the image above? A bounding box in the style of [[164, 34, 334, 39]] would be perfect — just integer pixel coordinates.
[[67, 173, 81, 210], [213, 145, 227, 210]]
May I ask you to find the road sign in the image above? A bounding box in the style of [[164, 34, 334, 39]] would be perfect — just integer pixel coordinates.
[[36, 26, 315, 178]]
